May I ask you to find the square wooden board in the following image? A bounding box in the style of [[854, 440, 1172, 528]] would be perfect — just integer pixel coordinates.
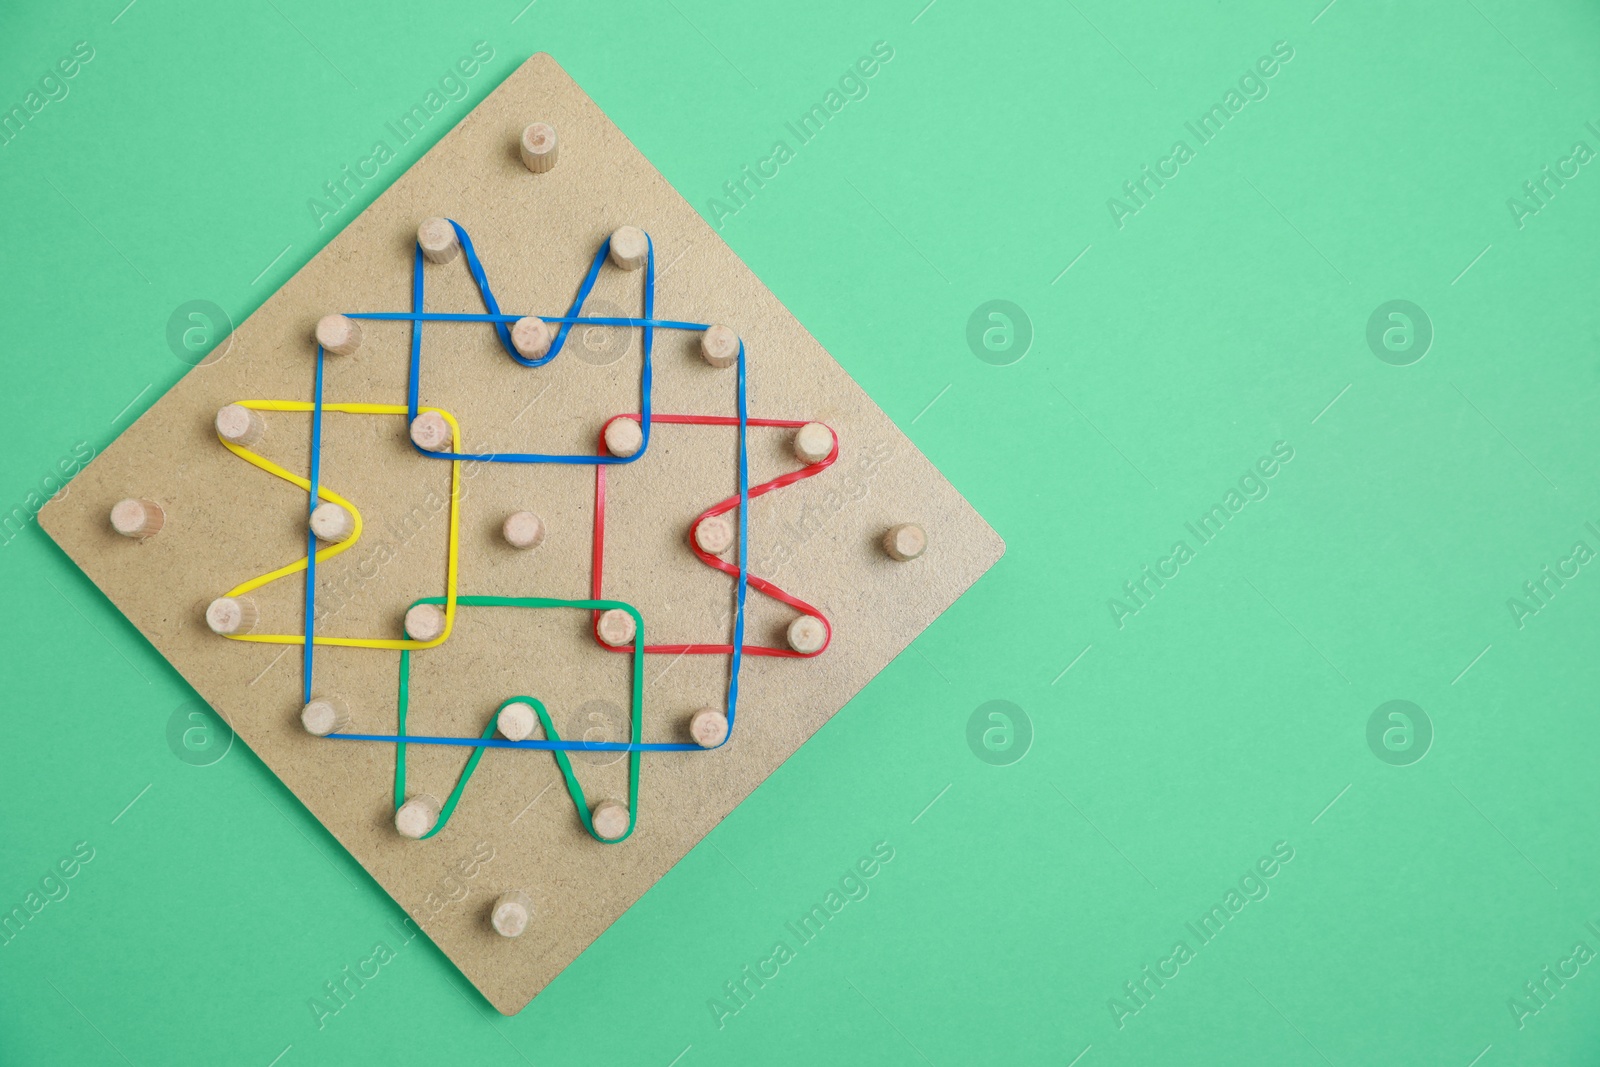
[[39, 53, 1003, 1014]]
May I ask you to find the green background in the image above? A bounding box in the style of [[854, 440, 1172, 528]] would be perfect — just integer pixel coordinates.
[[3, 0, 1598, 1062]]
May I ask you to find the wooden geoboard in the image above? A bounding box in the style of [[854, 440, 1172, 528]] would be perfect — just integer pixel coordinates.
[[39, 53, 1003, 1015]]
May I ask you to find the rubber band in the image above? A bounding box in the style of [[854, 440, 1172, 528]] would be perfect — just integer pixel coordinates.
[[211, 222, 836, 839], [334, 595, 655, 841], [590, 412, 836, 659], [350, 221, 667, 465], [212, 399, 462, 664]]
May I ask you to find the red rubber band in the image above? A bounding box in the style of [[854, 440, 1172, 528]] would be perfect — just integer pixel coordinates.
[[591, 414, 836, 658]]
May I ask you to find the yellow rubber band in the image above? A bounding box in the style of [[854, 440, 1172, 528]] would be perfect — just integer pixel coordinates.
[[215, 401, 462, 651]]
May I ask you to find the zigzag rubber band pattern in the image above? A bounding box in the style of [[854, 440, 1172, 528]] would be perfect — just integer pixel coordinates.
[[214, 397, 462, 659], [363, 597, 648, 843], [591, 413, 835, 659]]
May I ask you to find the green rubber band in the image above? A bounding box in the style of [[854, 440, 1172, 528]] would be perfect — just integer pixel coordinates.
[[392, 595, 645, 843]]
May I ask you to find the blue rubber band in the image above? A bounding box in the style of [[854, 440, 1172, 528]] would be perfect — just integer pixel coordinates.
[[301, 223, 758, 757], [727, 339, 749, 736], [329, 732, 705, 753], [303, 346, 326, 705], [380, 221, 682, 465]]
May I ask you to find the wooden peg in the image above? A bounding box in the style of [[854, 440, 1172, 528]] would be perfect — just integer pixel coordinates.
[[497, 701, 539, 742], [417, 217, 461, 264], [793, 422, 833, 464], [502, 511, 545, 549], [590, 800, 630, 842], [603, 418, 642, 458], [511, 316, 552, 360], [786, 614, 827, 654], [883, 523, 927, 562], [315, 314, 362, 356], [301, 695, 350, 736], [410, 411, 452, 452], [215, 404, 266, 447], [608, 226, 648, 271], [206, 596, 258, 636], [520, 122, 558, 173], [693, 515, 733, 555], [110, 498, 164, 539], [491, 890, 534, 938], [405, 603, 446, 642], [309, 501, 355, 543], [395, 794, 441, 839], [690, 708, 729, 749], [596, 608, 636, 647], [700, 324, 739, 369]]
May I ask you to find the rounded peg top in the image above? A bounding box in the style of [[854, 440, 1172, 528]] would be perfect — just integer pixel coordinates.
[[215, 404, 266, 447], [520, 122, 558, 173], [404, 603, 447, 642], [309, 501, 355, 543], [786, 614, 827, 654], [511, 316, 552, 360], [603, 418, 643, 458], [700, 325, 739, 369], [410, 411, 452, 453], [793, 422, 834, 464], [693, 515, 734, 555], [590, 800, 630, 842], [301, 696, 349, 737], [206, 596, 257, 636], [502, 511, 546, 550], [491, 890, 534, 937], [596, 608, 636, 647], [690, 708, 729, 749], [417, 217, 461, 264], [883, 523, 928, 562], [395, 794, 441, 839], [608, 226, 648, 271], [315, 314, 362, 356], [110, 498, 164, 539], [497, 701, 539, 742]]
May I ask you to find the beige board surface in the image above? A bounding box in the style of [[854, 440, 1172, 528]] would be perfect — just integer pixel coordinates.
[[39, 54, 1003, 1015]]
